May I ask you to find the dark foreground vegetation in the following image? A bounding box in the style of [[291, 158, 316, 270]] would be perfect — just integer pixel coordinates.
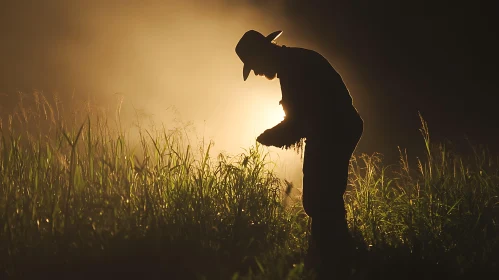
[[0, 93, 497, 279]]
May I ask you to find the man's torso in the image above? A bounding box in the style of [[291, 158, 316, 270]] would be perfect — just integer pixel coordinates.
[[277, 46, 362, 138]]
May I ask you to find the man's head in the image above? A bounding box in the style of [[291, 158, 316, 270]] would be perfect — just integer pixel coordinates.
[[235, 30, 282, 81]]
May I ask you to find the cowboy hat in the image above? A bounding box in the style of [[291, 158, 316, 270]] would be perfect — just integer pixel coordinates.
[[235, 30, 283, 81]]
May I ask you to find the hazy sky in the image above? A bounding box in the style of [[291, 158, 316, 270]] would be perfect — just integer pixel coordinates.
[[1, 0, 498, 186]]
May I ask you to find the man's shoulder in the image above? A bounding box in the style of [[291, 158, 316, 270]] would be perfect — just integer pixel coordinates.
[[283, 46, 334, 70], [284, 46, 324, 60], [279, 46, 338, 79]]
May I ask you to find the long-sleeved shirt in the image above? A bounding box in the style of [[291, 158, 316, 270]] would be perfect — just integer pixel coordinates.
[[271, 45, 363, 143]]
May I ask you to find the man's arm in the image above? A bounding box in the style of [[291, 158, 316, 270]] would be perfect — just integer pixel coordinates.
[[256, 117, 305, 148]]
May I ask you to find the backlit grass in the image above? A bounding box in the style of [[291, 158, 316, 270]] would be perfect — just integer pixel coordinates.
[[0, 92, 497, 279]]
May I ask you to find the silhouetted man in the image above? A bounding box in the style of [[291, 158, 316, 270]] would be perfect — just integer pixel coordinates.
[[235, 30, 363, 279]]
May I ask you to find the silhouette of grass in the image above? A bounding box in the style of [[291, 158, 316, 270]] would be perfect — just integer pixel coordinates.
[[0, 92, 497, 279], [346, 113, 498, 279]]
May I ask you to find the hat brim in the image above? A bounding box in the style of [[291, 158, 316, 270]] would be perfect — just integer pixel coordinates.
[[266, 30, 282, 41], [243, 64, 251, 81]]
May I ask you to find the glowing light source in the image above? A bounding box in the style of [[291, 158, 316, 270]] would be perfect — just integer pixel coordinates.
[[247, 92, 285, 137], [261, 102, 285, 129]]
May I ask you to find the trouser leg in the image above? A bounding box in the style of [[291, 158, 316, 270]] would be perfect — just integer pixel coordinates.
[[303, 183, 353, 279], [311, 203, 352, 279], [302, 152, 354, 278]]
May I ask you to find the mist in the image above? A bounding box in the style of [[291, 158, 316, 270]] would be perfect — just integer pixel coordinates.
[[0, 0, 314, 187]]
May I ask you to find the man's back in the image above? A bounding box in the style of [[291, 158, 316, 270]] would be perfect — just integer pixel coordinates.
[[277, 46, 360, 136]]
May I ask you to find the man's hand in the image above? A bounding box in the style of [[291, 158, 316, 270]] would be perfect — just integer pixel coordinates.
[[257, 129, 281, 147], [256, 118, 304, 148]]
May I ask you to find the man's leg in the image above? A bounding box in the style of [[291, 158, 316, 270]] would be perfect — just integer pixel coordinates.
[[302, 148, 353, 278], [319, 153, 354, 279], [313, 199, 353, 279], [305, 118, 362, 278]]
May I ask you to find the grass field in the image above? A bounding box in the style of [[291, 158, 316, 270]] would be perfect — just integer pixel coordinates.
[[0, 93, 497, 279]]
